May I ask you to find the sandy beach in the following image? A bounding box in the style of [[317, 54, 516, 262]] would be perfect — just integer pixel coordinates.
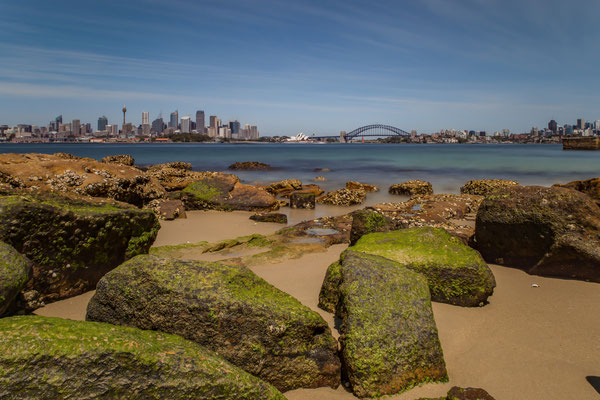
[[36, 210, 600, 400]]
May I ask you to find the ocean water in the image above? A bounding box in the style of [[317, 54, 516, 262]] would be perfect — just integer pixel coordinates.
[[1, 143, 599, 194]]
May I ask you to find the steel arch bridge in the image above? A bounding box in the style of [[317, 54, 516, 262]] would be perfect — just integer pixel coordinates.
[[343, 124, 411, 142]]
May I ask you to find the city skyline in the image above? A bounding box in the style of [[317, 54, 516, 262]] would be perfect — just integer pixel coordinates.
[[1, 1, 600, 134]]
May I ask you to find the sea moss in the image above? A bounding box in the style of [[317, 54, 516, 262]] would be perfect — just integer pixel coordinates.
[[0, 242, 31, 315], [0, 315, 285, 399], [182, 180, 223, 203]]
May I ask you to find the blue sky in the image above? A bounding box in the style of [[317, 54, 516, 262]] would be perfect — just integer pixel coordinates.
[[0, 0, 599, 135]]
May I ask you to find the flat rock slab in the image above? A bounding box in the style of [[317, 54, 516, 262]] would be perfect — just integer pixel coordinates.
[[0, 315, 285, 400], [86, 255, 340, 392], [330, 250, 447, 397], [351, 227, 496, 306]]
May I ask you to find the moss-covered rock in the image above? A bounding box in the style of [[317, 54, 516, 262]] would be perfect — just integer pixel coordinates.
[[334, 250, 447, 397], [349, 209, 396, 246], [0, 194, 159, 311], [0, 242, 31, 315], [318, 261, 342, 313], [290, 192, 315, 209], [86, 255, 340, 391], [181, 176, 278, 212], [417, 386, 496, 400], [476, 185, 600, 282], [554, 177, 600, 207], [0, 315, 285, 399], [352, 227, 496, 306]]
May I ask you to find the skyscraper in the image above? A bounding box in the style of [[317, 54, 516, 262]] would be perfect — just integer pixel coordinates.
[[151, 117, 164, 134], [548, 119, 557, 134], [577, 118, 585, 130], [229, 120, 240, 136], [98, 116, 108, 131], [169, 111, 179, 129], [209, 115, 218, 128], [196, 110, 205, 133], [142, 111, 149, 125], [181, 116, 191, 133], [72, 119, 80, 136]]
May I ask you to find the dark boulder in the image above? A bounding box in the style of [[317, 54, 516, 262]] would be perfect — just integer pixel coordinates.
[[0, 242, 31, 315], [0, 194, 159, 311], [351, 227, 496, 306], [290, 191, 316, 209], [417, 386, 496, 400], [228, 161, 271, 170], [250, 213, 287, 224], [86, 255, 341, 392], [554, 177, 600, 207], [389, 180, 433, 196], [0, 316, 285, 399], [323, 250, 447, 397], [475, 185, 600, 282]]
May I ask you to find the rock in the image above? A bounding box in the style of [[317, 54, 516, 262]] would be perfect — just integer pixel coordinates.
[[266, 179, 303, 197], [146, 199, 186, 220], [0, 153, 165, 207], [315, 167, 331, 172], [318, 260, 342, 313], [460, 179, 519, 196], [53, 152, 86, 160], [250, 213, 287, 224], [317, 188, 366, 206], [147, 161, 192, 171], [294, 184, 324, 198], [476, 185, 600, 282], [314, 176, 327, 181], [345, 181, 379, 192], [389, 180, 433, 196], [326, 250, 447, 397], [349, 209, 396, 246], [352, 227, 496, 306], [554, 177, 600, 206], [416, 386, 496, 400], [228, 161, 271, 170], [0, 193, 159, 311], [290, 191, 316, 209], [180, 176, 278, 212], [0, 242, 31, 315], [0, 315, 285, 399], [279, 214, 353, 246], [86, 255, 341, 391], [101, 154, 135, 166]]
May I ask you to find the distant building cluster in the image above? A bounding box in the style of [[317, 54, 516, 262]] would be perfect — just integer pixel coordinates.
[[0, 107, 260, 143]]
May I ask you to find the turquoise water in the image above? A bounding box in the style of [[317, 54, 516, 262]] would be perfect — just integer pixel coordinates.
[[1, 143, 599, 193]]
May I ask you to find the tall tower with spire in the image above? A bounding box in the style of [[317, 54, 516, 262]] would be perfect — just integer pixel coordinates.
[[122, 106, 127, 125]]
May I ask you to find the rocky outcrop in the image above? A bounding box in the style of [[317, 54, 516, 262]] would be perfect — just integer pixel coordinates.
[[180, 175, 278, 212], [101, 154, 135, 166], [317, 188, 366, 206], [554, 177, 600, 206], [476, 185, 600, 282], [228, 161, 272, 170], [389, 180, 433, 196], [147, 166, 226, 192], [0, 153, 165, 206], [265, 179, 303, 197], [321, 250, 447, 397], [0, 316, 285, 400], [314, 176, 327, 181], [87, 255, 341, 391], [417, 386, 496, 400], [460, 179, 519, 196], [0, 194, 159, 311], [250, 213, 287, 224], [0, 242, 31, 315], [351, 228, 496, 306], [359, 194, 484, 245], [290, 192, 315, 209], [147, 161, 192, 171], [346, 181, 379, 192], [146, 199, 186, 220]]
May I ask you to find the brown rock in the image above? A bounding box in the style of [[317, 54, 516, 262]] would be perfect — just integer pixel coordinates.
[[250, 213, 287, 224], [266, 179, 303, 197], [314, 176, 327, 182], [290, 192, 315, 209], [460, 179, 519, 196], [101, 154, 135, 166], [147, 199, 186, 220], [389, 180, 433, 196], [346, 181, 379, 192], [554, 177, 600, 206], [317, 188, 366, 206]]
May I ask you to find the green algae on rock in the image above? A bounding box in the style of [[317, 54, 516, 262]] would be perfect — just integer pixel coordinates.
[[351, 227, 495, 306], [0, 242, 31, 315], [460, 179, 519, 197], [349, 209, 396, 246], [0, 194, 159, 311], [334, 250, 447, 397], [318, 261, 342, 313], [86, 255, 340, 392], [0, 315, 285, 400]]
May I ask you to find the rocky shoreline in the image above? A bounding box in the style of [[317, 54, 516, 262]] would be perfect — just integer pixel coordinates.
[[1, 153, 599, 399]]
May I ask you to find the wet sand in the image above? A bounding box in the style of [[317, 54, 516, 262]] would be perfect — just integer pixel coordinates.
[[36, 210, 600, 400]]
